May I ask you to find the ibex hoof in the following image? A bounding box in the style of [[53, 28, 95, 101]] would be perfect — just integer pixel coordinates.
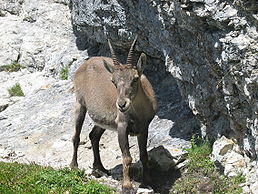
[[139, 183, 151, 189], [69, 162, 78, 170], [140, 177, 152, 188], [122, 187, 136, 194], [93, 164, 110, 175], [92, 168, 110, 177], [102, 169, 111, 176]]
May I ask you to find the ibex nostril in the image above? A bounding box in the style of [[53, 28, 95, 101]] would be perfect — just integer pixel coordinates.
[[117, 98, 130, 112], [118, 101, 127, 109]]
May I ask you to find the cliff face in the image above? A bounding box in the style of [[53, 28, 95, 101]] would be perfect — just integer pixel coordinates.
[[70, 0, 258, 190], [71, 0, 257, 153]]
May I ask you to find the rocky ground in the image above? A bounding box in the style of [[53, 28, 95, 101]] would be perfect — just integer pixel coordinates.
[[0, 0, 258, 193], [0, 70, 196, 193], [0, 2, 198, 193]]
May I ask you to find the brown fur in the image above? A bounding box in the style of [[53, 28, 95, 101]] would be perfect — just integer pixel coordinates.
[[70, 40, 157, 192]]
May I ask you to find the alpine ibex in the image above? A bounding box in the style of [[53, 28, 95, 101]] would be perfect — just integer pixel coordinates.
[[70, 36, 157, 192]]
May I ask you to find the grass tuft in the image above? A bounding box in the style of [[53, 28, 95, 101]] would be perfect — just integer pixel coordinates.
[[186, 137, 214, 175], [0, 162, 115, 194], [1, 62, 24, 72], [8, 83, 25, 97], [84, 180, 116, 194], [170, 137, 245, 194], [60, 66, 69, 80]]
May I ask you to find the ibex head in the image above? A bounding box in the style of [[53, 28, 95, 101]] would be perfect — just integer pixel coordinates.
[[103, 36, 147, 112]]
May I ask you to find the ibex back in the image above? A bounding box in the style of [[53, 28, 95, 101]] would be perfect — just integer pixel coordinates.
[[70, 36, 157, 193]]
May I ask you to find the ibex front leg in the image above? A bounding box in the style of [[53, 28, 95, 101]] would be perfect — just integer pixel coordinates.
[[117, 116, 134, 193], [137, 130, 152, 187]]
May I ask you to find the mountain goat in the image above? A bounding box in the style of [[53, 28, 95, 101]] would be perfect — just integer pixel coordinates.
[[70, 36, 157, 192]]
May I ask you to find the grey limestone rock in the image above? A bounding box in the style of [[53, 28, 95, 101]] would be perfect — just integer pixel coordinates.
[[0, 0, 257, 191], [70, 0, 258, 190], [0, 0, 84, 74]]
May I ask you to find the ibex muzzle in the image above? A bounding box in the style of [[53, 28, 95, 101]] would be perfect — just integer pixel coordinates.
[[70, 36, 157, 193]]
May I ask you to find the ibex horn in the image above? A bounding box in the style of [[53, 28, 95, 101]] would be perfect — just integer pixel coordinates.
[[108, 39, 119, 66], [126, 35, 138, 65]]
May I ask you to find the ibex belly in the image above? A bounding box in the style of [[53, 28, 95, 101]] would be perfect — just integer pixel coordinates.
[[87, 110, 117, 131], [93, 121, 117, 131]]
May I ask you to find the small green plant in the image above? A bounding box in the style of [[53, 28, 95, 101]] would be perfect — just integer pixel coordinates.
[[8, 83, 25, 97], [60, 66, 69, 80], [1, 61, 24, 72], [0, 162, 115, 194], [84, 180, 115, 194], [214, 173, 246, 194], [186, 137, 214, 175], [171, 137, 245, 194]]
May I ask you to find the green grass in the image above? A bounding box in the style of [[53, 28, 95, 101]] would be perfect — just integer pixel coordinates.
[[170, 137, 245, 194], [60, 66, 69, 80], [186, 137, 214, 175], [1, 62, 24, 72], [0, 162, 115, 194], [8, 83, 25, 97]]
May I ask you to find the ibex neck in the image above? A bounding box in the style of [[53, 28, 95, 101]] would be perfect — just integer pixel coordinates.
[[130, 80, 147, 113]]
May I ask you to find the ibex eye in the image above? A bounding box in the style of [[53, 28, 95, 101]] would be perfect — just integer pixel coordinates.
[[111, 78, 115, 84]]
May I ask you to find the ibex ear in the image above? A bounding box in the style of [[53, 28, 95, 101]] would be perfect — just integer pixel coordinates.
[[136, 53, 147, 75], [103, 60, 114, 73]]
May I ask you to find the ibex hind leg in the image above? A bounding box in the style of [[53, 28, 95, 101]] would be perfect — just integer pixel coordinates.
[[89, 126, 109, 175], [70, 102, 86, 169], [121, 187, 137, 194]]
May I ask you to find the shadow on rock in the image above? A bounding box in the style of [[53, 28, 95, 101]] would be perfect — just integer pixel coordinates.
[[108, 146, 182, 194], [145, 59, 201, 146], [153, 73, 200, 141]]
